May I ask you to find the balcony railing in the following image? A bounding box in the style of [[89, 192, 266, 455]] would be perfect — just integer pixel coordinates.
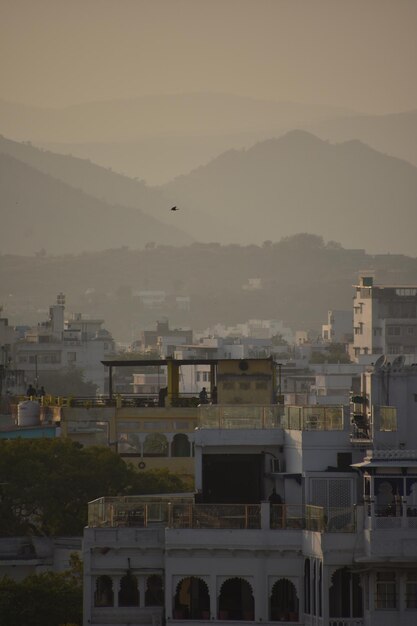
[[283, 406, 344, 431], [198, 405, 283, 429], [88, 498, 356, 532], [368, 502, 417, 530], [171, 503, 261, 529]]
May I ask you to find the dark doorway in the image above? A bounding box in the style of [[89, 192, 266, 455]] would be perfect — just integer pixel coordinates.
[[202, 454, 263, 503]]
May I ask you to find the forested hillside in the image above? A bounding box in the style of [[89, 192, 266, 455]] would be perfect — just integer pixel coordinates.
[[2, 235, 417, 341]]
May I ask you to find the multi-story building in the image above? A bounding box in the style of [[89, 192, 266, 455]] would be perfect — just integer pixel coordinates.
[[13, 294, 115, 392], [351, 275, 417, 362], [83, 356, 417, 626]]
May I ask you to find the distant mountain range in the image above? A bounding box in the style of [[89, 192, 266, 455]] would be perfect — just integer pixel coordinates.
[[1, 94, 415, 186], [0, 94, 355, 142], [308, 108, 417, 169], [0, 94, 357, 183], [0, 151, 192, 255], [1, 131, 416, 256], [160, 130, 417, 256]]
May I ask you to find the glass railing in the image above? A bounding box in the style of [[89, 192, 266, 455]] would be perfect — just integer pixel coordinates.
[[283, 406, 344, 431], [198, 405, 283, 429], [270, 505, 305, 530], [378, 406, 398, 432], [88, 498, 356, 532], [88, 495, 193, 528], [170, 503, 261, 529]]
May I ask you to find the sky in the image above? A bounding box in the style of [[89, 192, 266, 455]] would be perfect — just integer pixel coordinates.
[[1, 0, 417, 114]]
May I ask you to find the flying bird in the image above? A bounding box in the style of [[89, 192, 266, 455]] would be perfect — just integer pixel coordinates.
[[170, 206, 178, 211]]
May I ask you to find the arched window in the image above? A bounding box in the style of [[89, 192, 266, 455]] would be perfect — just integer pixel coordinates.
[[118, 572, 139, 607], [146, 575, 164, 606], [143, 433, 168, 457], [218, 577, 254, 621], [304, 559, 311, 614], [329, 568, 363, 618], [172, 433, 191, 457], [174, 576, 210, 620], [94, 575, 114, 607], [270, 578, 299, 622]]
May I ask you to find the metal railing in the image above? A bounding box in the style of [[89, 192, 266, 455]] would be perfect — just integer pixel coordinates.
[[198, 405, 283, 429], [88, 498, 356, 532], [88, 496, 193, 528], [170, 503, 261, 529], [283, 406, 344, 431]]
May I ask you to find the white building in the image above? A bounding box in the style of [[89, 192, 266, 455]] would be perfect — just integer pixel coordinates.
[[83, 357, 417, 626], [14, 294, 115, 393], [351, 274, 417, 363]]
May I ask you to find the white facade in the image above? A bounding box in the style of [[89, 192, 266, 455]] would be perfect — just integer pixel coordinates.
[[83, 359, 417, 626], [13, 295, 115, 393], [351, 275, 417, 362]]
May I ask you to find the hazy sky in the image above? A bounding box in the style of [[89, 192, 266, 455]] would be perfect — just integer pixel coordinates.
[[1, 0, 417, 114]]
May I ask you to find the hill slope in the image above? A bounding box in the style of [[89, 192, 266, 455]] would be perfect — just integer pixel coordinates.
[[2, 236, 417, 341], [161, 131, 417, 255], [0, 134, 180, 222], [0, 154, 193, 255], [308, 109, 417, 169]]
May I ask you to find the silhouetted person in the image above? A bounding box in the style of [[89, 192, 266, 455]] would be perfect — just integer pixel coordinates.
[[269, 487, 283, 527], [158, 387, 168, 407], [199, 387, 208, 404], [26, 384, 36, 397], [269, 487, 282, 505], [211, 385, 218, 404], [39, 386, 46, 398]]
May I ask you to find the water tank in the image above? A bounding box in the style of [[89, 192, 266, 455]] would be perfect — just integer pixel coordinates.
[[17, 400, 41, 426]]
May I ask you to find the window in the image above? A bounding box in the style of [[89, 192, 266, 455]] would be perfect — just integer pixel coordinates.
[[95, 575, 114, 607], [256, 381, 267, 390], [406, 571, 417, 609], [375, 572, 396, 609], [67, 351, 77, 362], [239, 382, 250, 390], [388, 326, 401, 336], [396, 288, 417, 296], [354, 348, 360, 357], [119, 573, 139, 606]]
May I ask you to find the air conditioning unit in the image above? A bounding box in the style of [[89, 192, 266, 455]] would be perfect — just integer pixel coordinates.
[[271, 458, 284, 473]]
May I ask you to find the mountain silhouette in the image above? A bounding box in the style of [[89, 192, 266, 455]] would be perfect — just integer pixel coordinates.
[[160, 130, 417, 255], [0, 153, 193, 255]]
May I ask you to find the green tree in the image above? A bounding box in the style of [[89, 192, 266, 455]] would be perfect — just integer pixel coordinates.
[[0, 571, 82, 626], [0, 439, 188, 537]]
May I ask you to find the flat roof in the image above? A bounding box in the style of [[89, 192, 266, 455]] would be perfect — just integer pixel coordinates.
[[102, 358, 219, 367], [101, 357, 276, 367]]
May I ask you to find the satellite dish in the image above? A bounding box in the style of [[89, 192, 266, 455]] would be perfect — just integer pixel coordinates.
[[392, 355, 405, 371], [373, 355, 386, 371]]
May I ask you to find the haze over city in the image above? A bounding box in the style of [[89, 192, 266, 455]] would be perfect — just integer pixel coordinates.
[[0, 0, 417, 333], [3, 3, 417, 624]]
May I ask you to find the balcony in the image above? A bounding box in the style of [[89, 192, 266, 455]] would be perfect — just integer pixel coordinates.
[[283, 406, 345, 431], [198, 405, 283, 429], [88, 498, 356, 533]]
